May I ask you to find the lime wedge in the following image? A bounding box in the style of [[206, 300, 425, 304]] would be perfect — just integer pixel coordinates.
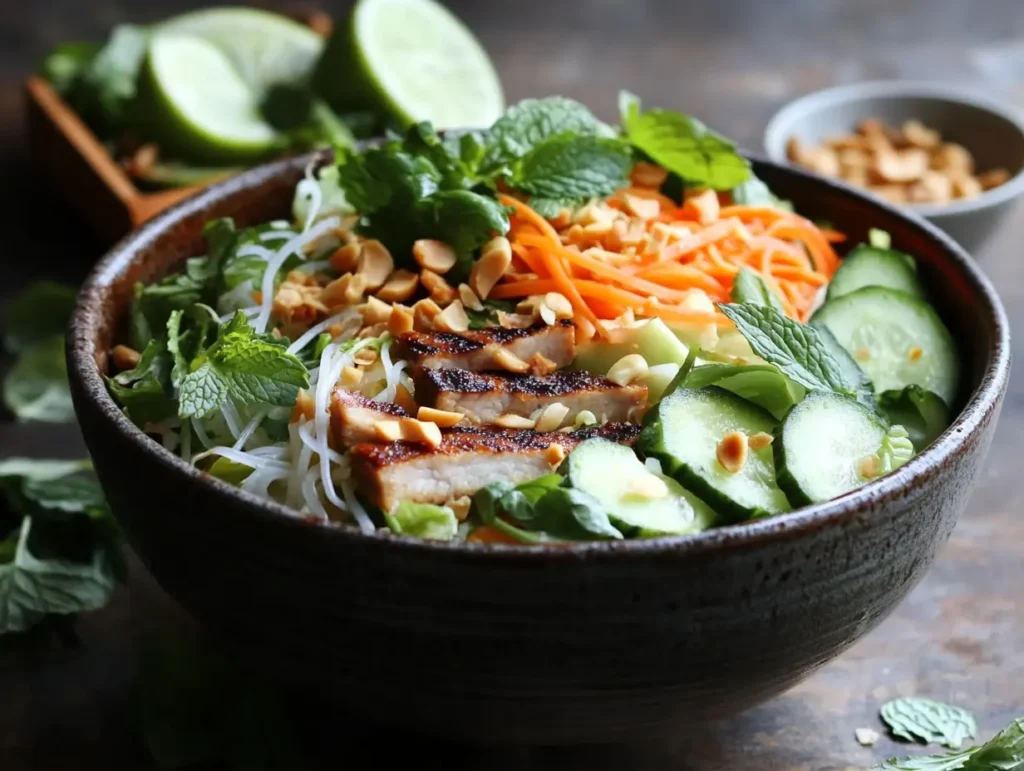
[[132, 8, 323, 164], [313, 0, 504, 130]]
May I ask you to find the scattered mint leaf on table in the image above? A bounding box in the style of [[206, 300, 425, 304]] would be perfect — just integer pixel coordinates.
[[620, 90, 750, 189], [3, 335, 74, 423], [3, 280, 77, 355], [881, 697, 978, 749], [877, 717, 1024, 771]]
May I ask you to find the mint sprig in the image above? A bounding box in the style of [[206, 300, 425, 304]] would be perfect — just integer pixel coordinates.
[[881, 698, 978, 750], [514, 133, 632, 213], [177, 312, 309, 419], [481, 96, 610, 170], [877, 717, 1023, 770]]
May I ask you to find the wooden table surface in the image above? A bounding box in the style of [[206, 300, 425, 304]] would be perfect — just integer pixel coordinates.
[[2, 1, 1022, 768]]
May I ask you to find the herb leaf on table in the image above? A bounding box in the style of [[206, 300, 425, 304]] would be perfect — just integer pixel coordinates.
[[877, 717, 1023, 770], [881, 697, 978, 749]]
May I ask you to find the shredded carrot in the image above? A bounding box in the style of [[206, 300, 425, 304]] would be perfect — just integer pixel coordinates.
[[497, 186, 842, 330]]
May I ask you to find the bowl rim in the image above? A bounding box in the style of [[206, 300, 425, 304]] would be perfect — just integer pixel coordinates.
[[763, 80, 1024, 218], [68, 150, 1012, 562]]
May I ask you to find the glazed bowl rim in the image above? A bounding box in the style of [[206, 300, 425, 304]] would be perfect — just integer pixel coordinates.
[[67, 150, 1012, 561], [763, 80, 1024, 218]]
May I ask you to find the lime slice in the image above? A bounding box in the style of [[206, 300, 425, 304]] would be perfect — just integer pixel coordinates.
[[157, 8, 323, 91], [132, 8, 323, 164], [313, 0, 504, 130]]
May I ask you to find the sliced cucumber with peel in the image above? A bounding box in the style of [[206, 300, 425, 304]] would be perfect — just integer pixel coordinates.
[[826, 244, 924, 301], [775, 391, 888, 507], [811, 286, 959, 405], [566, 438, 715, 536], [638, 387, 789, 522]]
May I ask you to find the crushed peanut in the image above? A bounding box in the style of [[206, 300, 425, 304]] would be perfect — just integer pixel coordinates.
[[340, 365, 363, 388], [373, 420, 403, 442], [291, 390, 315, 422], [320, 273, 367, 308], [528, 352, 558, 376], [908, 346, 923, 361], [534, 402, 571, 433], [471, 236, 512, 299], [544, 443, 567, 466], [458, 283, 484, 311], [606, 354, 649, 386], [111, 344, 141, 371], [417, 406, 464, 428], [433, 300, 470, 333], [412, 298, 443, 330], [329, 242, 361, 273], [538, 302, 556, 326], [748, 432, 775, 451], [492, 348, 530, 373], [421, 268, 458, 306], [355, 239, 394, 290], [273, 279, 328, 326], [358, 322, 387, 339], [574, 410, 598, 427], [388, 305, 415, 336], [358, 296, 392, 325], [494, 413, 536, 429], [858, 454, 881, 480], [685, 188, 720, 224], [399, 417, 443, 448], [375, 269, 419, 303], [497, 311, 536, 329], [787, 119, 1010, 204], [412, 239, 457, 274], [622, 192, 660, 220], [716, 431, 749, 474], [353, 347, 379, 366], [543, 292, 573, 318]]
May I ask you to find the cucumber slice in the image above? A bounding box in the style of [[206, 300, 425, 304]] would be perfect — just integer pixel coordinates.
[[638, 363, 680, 402], [827, 245, 924, 301], [566, 439, 715, 536], [637, 387, 789, 522], [811, 286, 959, 404], [573, 318, 690, 374], [775, 391, 887, 507]]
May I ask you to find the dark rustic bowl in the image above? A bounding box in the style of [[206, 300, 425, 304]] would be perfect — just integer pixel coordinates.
[[67, 153, 1010, 745]]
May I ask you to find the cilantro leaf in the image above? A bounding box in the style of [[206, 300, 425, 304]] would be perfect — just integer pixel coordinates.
[[881, 698, 977, 750], [177, 312, 309, 419], [730, 268, 786, 314], [483, 96, 608, 169], [877, 717, 1024, 771], [514, 133, 633, 209], [718, 303, 858, 396], [621, 92, 750, 189], [3, 280, 77, 355], [3, 335, 74, 423], [415, 189, 509, 269]]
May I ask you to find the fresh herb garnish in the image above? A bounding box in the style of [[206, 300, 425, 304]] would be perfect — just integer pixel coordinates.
[[0, 458, 122, 635], [176, 311, 308, 420], [876, 717, 1022, 770], [718, 302, 863, 397], [619, 90, 750, 189], [878, 387, 950, 450], [881, 698, 978, 750], [730, 267, 787, 314], [481, 96, 611, 170]]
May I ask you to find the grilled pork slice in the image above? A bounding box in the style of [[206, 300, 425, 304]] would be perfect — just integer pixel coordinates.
[[351, 423, 641, 511], [330, 388, 408, 446], [414, 368, 648, 426], [391, 320, 575, 371]]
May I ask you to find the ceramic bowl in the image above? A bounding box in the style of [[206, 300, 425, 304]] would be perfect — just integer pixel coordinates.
[[763, 81, 1024, 254], [67, 152, 1010, 745]]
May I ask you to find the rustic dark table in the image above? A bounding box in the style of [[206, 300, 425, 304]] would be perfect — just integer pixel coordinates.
[[2, 1, 1022, 768]]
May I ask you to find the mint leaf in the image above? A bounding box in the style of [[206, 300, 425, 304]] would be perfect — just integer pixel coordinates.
[[3, 335, 74, 423], [483, 96, 607, 169], [731, 268, 786, 314], [718, 303, 855, 395], [881, 698, 977, 749], [622, 93, 750, 189], [385, 501, 458, 540], [877, 717, 1024, 771], [3, 280, 77, 355], [177, 312, 309, 419], [878, 387, 949, 449], [515, 134, 632, 207]]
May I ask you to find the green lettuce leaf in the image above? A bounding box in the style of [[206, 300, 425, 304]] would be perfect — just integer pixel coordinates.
[[385, 501, 458, 540]]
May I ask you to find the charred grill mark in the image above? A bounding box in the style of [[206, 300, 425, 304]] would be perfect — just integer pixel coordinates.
[[333, 388, 408, 417], [414, 368, 626, 400], [392, 320, 573, 360]]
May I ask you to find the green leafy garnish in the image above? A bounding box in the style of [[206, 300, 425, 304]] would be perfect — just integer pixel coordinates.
[[881, 698, 977, 750], [878, 386, 950, 450], [481, 96, 610, 170], [176, 312, 309, 419], [718, 303, 862, 397], [384, 501, 458, 540], [878, 425, 915, 474], [730, 268, 786, 314], [465, 298, 517, 330], [3, 335, 74, 423], [104, 339, 175, 426], [876, 717, 1022, 770], [680, 362, 804, 420], [0, 458, 121, 635], [260, 82, 355, 153], [620, 91, 750, 189], [3, 280, 77, 354]]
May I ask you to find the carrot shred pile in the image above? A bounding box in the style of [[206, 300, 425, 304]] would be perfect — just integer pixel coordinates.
[[497, 183, 843, 340]]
